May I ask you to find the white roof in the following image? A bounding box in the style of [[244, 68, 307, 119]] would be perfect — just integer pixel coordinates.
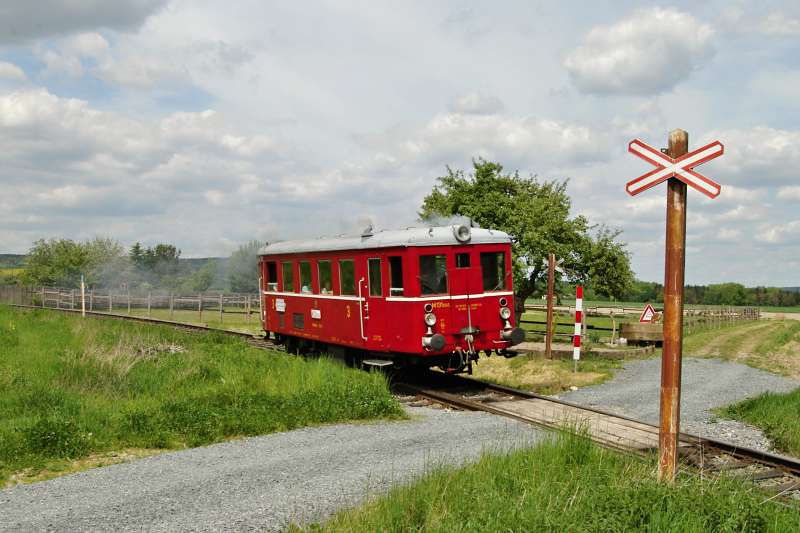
[[258, 226, 511, 256]]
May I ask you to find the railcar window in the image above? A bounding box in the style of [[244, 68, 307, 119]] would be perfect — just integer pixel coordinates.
[[299, 261, 312, 293], [456, 253, 470, 268], [389, 256, 403, 296], [339, 259, 355, 295], [318, 260, 332, 294], [282, 262, 294, 292], [266, 262, 278, 291], [420, 254, 448, 295], [480, 252, 506, 291], [368, 258, 382, 297]]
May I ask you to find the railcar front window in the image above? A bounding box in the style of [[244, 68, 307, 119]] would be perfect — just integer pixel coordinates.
[[299, 261, 312, 293], [480, 252, 506, 291], [339, 259, 355, 295], [318, 260, 332, 294], [389, 256, 403, 296], [368, 258, 382, 296], [420, 254, 447, 295], [282, 262, 294, 292]]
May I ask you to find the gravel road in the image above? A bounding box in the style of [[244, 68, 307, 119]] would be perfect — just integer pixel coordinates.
[[557, 357, 799, 450], [0, 407, 542, 532]]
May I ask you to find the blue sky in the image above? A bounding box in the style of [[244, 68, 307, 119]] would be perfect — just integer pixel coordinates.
[[0, 0, 798, 286]]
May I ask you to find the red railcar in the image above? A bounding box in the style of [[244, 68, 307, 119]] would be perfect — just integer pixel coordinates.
[[257, 224, 525, 373]]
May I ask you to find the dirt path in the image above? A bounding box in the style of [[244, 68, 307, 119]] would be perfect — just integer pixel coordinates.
[[686, 321, 774, 358]]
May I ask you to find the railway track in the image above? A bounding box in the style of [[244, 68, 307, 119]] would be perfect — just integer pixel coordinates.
[[11, 304, 800, 501], [395, 372, 800, 502]]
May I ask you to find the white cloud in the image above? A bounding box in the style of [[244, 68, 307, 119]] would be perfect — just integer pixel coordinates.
[[757, 221, 800, 244], [0, 0, 166, 44], [777, 186, 800, 201], [720, 8, 800, 36], [449, 92, 504, 115], [375, 112, 610, 172], [564, 7, 715, 95], [708, 127, 800, 186], [0, 61, 26, 81]]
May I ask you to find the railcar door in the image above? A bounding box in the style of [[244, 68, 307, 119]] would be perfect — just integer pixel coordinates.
[[449, 251, 480, 337], [363, 257, 386, 349]]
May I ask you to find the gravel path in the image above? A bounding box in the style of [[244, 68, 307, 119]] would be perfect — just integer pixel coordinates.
[[556, 357, 799, 450], [0, 407, 542, 532]]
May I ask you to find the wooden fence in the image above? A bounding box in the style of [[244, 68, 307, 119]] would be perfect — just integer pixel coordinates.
[[0, 285, 262, 326]]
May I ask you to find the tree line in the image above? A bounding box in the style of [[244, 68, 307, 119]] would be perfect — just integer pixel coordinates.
[[584, 280, 800, 307], [10, 238, 262, 293]]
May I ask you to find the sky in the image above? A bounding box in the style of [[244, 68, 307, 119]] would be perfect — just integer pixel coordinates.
[[0, 0, 798, 286]]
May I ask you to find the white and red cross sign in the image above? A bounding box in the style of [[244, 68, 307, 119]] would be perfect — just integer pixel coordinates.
[[626, 139, 724, 198]]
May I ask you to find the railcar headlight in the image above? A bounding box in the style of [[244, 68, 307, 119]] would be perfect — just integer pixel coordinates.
[[499, 307, 512, 320], [424, 312, 437, 326], [453, 224, 471, 243]]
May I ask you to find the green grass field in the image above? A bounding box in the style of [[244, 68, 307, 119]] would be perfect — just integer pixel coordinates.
[[0, 305, 403, 485], [720, 389, 800, 458], [299, 431, 800, 532]]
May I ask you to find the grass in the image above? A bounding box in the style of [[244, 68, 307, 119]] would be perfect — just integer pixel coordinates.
[[720, 389, 800, 458], [472, 352, 626, 394], [298, 430, 800, 532], [0, 305, 404, 486]]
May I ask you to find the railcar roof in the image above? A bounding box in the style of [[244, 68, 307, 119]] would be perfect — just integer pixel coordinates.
[[258, 226, 511, 256]]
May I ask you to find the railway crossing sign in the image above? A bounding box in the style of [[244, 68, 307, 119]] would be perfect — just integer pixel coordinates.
[[626, 139, 724, 198], [626, 129, 725, 484], [639, 304, 656, 323]]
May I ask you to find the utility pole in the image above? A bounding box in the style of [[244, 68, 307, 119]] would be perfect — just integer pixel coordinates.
[[659, 129, 688, 482]]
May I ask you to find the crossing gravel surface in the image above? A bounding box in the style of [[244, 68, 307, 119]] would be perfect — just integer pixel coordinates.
[[556, 357, 799, 450], [0, 407, 542, 533]]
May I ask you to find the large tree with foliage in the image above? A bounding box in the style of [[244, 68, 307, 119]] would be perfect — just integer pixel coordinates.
[[228, 240, 263, 293], [21, 237, 125, 287], [420, 159, 633, 313]]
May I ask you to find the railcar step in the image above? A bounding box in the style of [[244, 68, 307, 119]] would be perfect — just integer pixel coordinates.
[[362, 359, 394, 368]]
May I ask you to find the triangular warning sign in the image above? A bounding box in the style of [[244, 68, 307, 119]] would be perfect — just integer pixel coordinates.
[[639, 304, 656, 323]]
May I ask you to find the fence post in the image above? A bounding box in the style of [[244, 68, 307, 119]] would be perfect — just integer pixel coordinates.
[[219, 293, 223, 323], [246, 295, 251, 323], [127, 291, 131, 315], [198, 293, 203, 322], [147, 292, 152, 318], [89, 290, 94, 311], [169, 293, 174, 318], [41, 287, 45, 308], [71, 289, 75, 310], [109, 290, 113, 312]]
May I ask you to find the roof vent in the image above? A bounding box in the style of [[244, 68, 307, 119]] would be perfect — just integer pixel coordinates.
[[361, 223, 374, 238], [453, 224, 471, 243]]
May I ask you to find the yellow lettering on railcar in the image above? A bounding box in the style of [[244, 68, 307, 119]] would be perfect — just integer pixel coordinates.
[[371, 335, 383, 341], [439, 319, 446, 330], [346, 305, 351, 318], [432, 302, 450, 309], [456, 303, 483, 312]]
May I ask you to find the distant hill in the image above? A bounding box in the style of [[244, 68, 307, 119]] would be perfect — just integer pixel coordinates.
[[0, 254, 25, 268], [782, 287, 800, 293]]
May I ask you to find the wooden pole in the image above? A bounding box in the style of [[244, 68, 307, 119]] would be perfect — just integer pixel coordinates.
[[80, 276, 86, 317], [169, 292, 174, 318], [545, 252, 556, 359], [109, 290, 113, 312], [89, 289, 94, 311], [219, 293, 224, 323], [658, 128, 688, 483], [147, 291, 152, 318], [198, 293, 203, 322], [41, 287, 45, 308], [127, 291, 131, 315]]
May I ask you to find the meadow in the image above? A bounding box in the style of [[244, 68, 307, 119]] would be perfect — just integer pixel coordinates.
[[299, 431, 800, 532], [0, 305, 403, 485]]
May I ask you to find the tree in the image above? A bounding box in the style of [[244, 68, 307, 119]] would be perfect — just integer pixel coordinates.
[[420, 159, 633, 313], [228, 241, 262, 293], [21, 237, 125, 287], [180, 262, 217, 292]]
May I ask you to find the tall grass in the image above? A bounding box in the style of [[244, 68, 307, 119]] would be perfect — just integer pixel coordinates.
[[0, 306, 403, 483], [721, 388, 800, 457], [304, 431, 800, 532]]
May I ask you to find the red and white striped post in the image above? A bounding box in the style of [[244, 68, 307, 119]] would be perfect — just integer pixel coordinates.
[[573, 285, 583, 371]]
